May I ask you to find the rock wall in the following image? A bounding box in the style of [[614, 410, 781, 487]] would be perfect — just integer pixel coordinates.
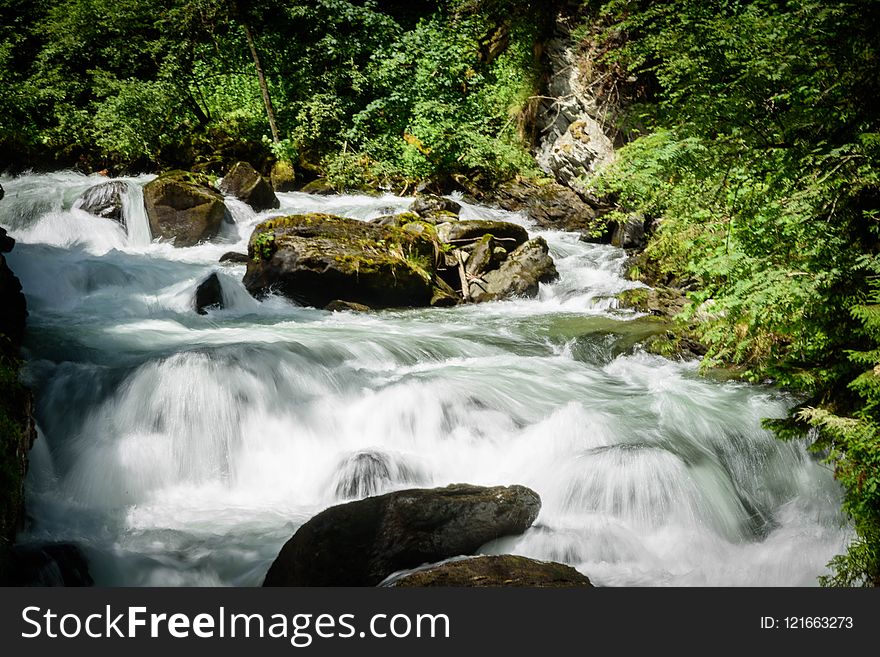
[[0, 226, 36, 584], [534, 16, 620, 199]]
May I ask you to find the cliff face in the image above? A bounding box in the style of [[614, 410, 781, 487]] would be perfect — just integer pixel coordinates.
[[532, 11, 643, 200], [0, 225, 35, 584]]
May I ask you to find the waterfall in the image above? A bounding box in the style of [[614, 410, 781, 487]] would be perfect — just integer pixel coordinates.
[[0, 172, 849, 586]]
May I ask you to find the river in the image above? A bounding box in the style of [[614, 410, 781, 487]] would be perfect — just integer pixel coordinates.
[[0, 171, 848, 586]]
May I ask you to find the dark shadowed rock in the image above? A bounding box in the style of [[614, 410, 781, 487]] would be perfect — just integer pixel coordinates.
[[194, 273, 224, 314], [219, 251, 249, 264], [74, 180, 128, 227], [470, 237, 559, 302], [263, 483, 541, 587], [143, 170, 228, 247], [0, 183, 4, 201], [243, 214, 436, 309], [611, 214, 647, 250], [0, 247, 27, 357], [220, 161, 280, 212], [389, 555, 592, 587], [11, 543, 93, 587], [435, 220, 528, 251], [0, 226, 14, 253]]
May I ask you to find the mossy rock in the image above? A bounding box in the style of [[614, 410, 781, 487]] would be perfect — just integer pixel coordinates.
[[390, 555, 592, 587], [143, 170, 228, 247], [220, 161, 279, 212], [298, 178, 336, 195], [270, 159, 296, 192], [243, 213, 439, 309]]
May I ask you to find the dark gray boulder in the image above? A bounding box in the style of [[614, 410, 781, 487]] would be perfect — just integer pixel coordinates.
[[219, 161, 280, 212], [194, 273, 224, 314], [263, 483, 541, 587], [74, 180, 128, 227], [143, 170, 228, 247], [389, 555, 592, 588]]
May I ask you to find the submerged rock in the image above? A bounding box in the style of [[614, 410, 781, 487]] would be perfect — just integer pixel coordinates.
[[388, 555, 592, 588], [332, 450, 423, 499], [74, 180, 128, 227], [470, 237, 559, 302], [194, 272, 224, 314], [143, 170, 228, 247], [219, 161, 279, 212], [263, 483, 541, 586], [219, 251, 249, 264], [325, 300, 371, 313], [11, 543, 93, 587], [243, 214, 437, 309]]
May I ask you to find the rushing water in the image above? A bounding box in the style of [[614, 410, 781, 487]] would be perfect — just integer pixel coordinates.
[[0, 171, 849, 586]]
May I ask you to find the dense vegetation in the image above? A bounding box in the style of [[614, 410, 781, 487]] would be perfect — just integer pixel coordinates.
[[2, 0, 878, 585], [590, 0, 880, 585], [0, 0, 546, 188]]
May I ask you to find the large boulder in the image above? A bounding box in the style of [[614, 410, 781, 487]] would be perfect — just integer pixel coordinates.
[[74, 180, 128, 227], [470, 237, 559, 302], [243, 214, 437, 309], [263, 483, 541, 587], [389, 555, 592, 588], [219, 161, 279, 212], [143, 170, 228, 247]]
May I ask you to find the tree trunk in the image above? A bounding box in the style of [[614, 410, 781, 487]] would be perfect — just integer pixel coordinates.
[[242, 22, 280, 144]]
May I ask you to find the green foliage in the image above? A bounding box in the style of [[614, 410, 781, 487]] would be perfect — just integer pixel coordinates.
[[251, 231, 276, 262], [592, 0, 880, 584], [1, 0, 543, 184]]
